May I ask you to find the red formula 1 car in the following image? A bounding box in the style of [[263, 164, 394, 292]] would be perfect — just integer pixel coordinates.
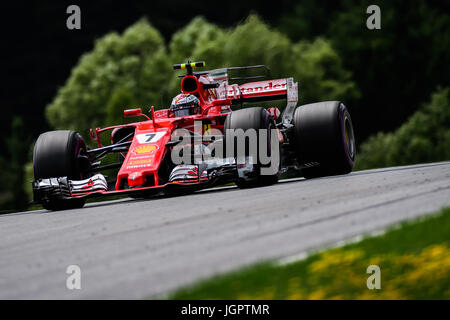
[[32, 61, 356, 210]]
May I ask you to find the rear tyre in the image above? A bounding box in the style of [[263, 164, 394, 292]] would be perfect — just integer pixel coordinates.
[[293, 101, 355, 179], [224, 107, 280, 188], [33, 130, 89, 210]]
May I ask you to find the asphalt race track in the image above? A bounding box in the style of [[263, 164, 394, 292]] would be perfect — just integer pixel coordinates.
[[1, 162, 449, 299]]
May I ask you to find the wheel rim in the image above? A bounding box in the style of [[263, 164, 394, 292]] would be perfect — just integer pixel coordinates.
[[343, 115, 355, 159]]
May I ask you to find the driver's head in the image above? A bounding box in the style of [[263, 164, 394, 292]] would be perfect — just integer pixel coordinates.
[[170, 94, 201, 117]]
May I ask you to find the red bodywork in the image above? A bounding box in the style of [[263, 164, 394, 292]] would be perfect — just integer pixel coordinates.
[[74, 72, 293, 198]]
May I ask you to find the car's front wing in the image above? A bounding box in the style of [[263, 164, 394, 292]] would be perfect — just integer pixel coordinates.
[[32, 159, 257, 203]]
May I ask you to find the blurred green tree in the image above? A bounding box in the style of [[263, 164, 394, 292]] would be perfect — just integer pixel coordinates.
[[47, 15, 359, 136], [168, 15, 359, 108], [356, 87, 450, 170], [46, 19, 171, 135]]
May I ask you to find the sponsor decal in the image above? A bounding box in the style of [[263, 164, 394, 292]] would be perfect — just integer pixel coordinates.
[[133, 144, 158, 155], [126, 164, 152, 169], [154, 110, 167, 118], [129, 159, 152, 165], [130, 155, 153, 160], [226, 80, 287, 96]]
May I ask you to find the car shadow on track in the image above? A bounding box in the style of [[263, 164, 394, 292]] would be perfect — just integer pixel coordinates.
[[82, 177, 310, 211]]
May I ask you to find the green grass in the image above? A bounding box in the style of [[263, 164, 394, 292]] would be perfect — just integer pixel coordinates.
[[169, 207, 450, 300]]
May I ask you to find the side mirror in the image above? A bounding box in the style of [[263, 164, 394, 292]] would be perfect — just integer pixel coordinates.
[[124, 108, 142, 117], [124, 108, 150, 120]]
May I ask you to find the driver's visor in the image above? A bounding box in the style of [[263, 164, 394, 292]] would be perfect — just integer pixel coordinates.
[[170, 103, 194, 117]]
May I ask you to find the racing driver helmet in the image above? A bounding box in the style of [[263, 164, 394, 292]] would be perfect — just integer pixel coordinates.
[[170, 94, 201, 117]]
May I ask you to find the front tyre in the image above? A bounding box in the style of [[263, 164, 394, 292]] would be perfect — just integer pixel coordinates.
[[33, 130, 89, 210], [293, 101, 355, 179], [224, 107, 280, 188]]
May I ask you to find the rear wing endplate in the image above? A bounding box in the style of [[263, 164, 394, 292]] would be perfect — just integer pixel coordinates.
[[224, 77, 298, 124]]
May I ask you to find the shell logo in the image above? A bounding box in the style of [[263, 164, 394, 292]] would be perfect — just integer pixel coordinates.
[[133, 145, 157, 155]]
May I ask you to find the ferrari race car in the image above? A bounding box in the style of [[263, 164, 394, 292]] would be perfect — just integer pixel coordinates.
[[32, 61, 356, 210]]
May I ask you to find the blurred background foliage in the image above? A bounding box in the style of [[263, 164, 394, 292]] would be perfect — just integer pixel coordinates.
[[46, 19, 171, 133], [46, 15, 359, 134], [356, 87, 450, 169], [1, 0, 449, 211]]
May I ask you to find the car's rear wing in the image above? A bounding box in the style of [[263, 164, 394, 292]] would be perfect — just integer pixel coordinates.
[[226, 78, 299, 125], [174, 62, 299, 124]]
